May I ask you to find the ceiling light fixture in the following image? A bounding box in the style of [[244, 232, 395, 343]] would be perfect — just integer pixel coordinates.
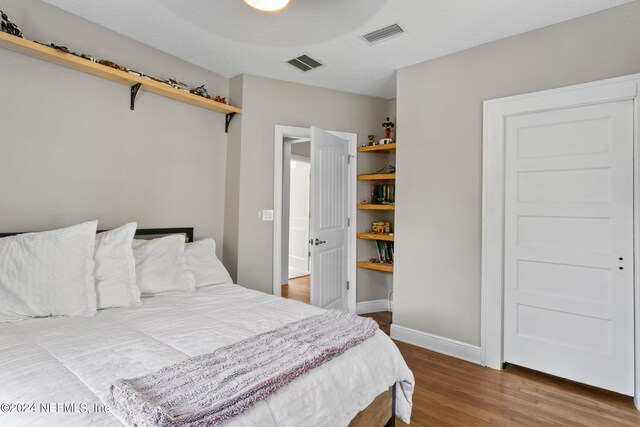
[[243, 0, 290, 12]]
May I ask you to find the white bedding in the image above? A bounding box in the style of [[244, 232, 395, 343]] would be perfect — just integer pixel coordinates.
[[0, 284, 413, 427]]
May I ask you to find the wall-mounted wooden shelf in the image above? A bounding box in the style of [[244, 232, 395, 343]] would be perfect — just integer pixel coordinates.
[[357, 233, 394, 242], [358, 143, 396, 153], [357, 204, 395, 211], [0, 32, 241, 130], [357, 173, 396, 181], [356, 261, 394, 273]]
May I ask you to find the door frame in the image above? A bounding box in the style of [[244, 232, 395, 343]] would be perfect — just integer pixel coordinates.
[[481, 73, 640, 406], [273, 125, 357, 314]]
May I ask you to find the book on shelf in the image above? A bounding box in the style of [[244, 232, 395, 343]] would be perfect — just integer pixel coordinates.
[[370, 184, 395, 205], [376, 240, 394, 264]]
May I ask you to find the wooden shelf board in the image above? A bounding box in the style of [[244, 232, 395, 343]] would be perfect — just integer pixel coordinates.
[[358, 143, 396, 153], [357, 204, 395, 211], [356, 261, 394, 273], [357, 233, 394, 242], [0, 32, 242, 115], [357, 173, 396, 181]]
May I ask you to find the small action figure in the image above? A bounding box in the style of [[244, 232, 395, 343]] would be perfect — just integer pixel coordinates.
[[98, 60, 127, 71], [382, 117, 394, 139], [0, 9, 22, 38], [190, 85, 211, 99]]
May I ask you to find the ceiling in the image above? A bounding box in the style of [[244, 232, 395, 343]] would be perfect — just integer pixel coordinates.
[[43, 0, 633, 99]]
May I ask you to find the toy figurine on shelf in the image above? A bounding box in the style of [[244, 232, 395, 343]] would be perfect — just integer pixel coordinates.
[[190, 85, 211, 99], [371, 222, 392, 234], [368, 135, 375, 146], [382, 117, 394, 139], [98, 59, 127, 71], [35, 41, 71, 53], [1, 9, 22, 38], [168, 79, 189, 91], [213, 96, 227, 104]]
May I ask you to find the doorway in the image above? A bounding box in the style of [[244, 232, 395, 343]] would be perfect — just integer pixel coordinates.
[[273, 126, 358, 313], [482, 74, 640, 404], [283, 140, 311, 303]]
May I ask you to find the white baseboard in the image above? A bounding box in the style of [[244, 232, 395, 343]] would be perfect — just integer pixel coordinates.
[[356, 299, 389, 314], [391, 324, 482, 365]]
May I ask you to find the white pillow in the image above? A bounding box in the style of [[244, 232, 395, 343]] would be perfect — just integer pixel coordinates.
[[94, 223, 140, 309], [185, 238, 233, 288], [0, 221, 98, 322], [132, 235, 196, 295]]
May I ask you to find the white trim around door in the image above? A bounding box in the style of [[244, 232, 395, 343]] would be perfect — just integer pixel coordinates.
[[481, 73, 640, 406], [273, 125, 358, 314]]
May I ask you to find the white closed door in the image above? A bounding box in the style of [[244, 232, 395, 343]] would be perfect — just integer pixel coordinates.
[[288, 159, 310, 278], [503, 99, 634, 395], [310, 126, 349, 310]]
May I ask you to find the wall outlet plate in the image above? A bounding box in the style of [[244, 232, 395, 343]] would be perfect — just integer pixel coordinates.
[[262, 210, 274, 221]]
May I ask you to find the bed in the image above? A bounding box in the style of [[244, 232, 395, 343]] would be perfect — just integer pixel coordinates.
[[0, 228, 413, 426]]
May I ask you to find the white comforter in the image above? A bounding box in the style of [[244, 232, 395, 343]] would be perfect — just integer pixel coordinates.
[[0, 284, 413, 427]]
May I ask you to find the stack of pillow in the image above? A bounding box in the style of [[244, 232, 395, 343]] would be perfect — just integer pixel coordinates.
[[0, 221, 233, 322]]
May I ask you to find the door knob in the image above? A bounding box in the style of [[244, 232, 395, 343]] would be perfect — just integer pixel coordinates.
[[314, 238, 326, 245]]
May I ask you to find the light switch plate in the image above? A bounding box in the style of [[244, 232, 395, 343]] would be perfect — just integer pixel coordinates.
[[262, 210, 274, 221]]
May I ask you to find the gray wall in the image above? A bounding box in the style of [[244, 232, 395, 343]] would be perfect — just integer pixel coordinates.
[[223, 75, 244, 280], [0, 0, 229, 255], [225, 74, 392, 302], [394, 1, 640, 345]]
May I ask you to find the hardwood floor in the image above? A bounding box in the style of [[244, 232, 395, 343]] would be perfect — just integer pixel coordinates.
[[363, 312, 640, 427], [281, 295, 640, 425], [282, 275, 310, 304]]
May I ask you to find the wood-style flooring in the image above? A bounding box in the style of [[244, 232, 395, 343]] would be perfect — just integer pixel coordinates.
[[367, 312, 640, 427], [282, 275, 310, 304], [282, 287, 640, 425]]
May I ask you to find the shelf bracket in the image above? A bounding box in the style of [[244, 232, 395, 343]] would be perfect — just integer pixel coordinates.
[[130, 83, 142, 111], [225, 112, 236, 133]]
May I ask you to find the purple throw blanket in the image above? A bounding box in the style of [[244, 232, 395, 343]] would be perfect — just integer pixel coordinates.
[[109, 310, 378, 427]]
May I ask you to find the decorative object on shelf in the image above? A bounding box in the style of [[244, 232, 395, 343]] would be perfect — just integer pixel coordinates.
[[0, 9, 22, 38], [99, 59, 127, 71], [127, 69, 144, 77], [361, 198, 369, 204], [190, 84, 211, 99], [35, 41, 70, 53], [376, 164, 396, 174], [382, 117, 394, 139], [72, 52, 97, 62], [368, 135, 375, 146], [378, 138, 393, 145], [213, 96, 227, 104], [371, 222, 392, 234], [369, 257, 381, 264], [168, 79, 189, 91]]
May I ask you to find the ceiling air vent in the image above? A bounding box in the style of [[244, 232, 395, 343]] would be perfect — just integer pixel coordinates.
[[287, 53, 323, 72], [362, 23, 405, 45]]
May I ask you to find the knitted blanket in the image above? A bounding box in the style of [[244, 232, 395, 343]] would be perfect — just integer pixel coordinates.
[[109, 310, 379, 427]]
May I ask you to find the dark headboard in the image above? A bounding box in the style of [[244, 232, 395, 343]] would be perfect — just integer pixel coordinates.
[[133, 228, 194, 243], [0, 227, 194, 243]]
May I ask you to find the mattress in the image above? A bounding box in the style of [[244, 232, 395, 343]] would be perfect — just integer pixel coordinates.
[[0, 284, 413, 426]]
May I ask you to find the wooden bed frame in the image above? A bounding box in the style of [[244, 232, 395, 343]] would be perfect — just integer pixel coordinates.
[[0, 226, 395, 426], [350, 385, 396, 427]]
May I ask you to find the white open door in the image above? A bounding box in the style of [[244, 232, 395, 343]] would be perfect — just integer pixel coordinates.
[[310, 126, 349, 310]]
